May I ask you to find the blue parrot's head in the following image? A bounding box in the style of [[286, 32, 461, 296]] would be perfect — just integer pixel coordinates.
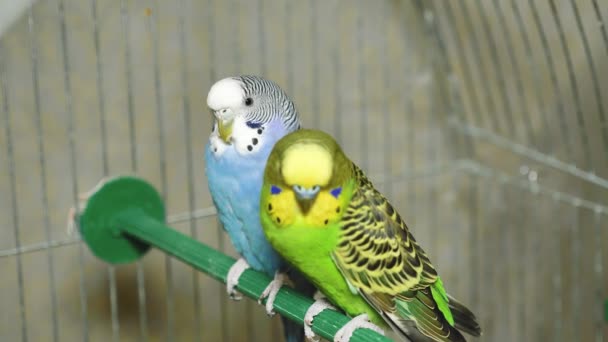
[[207, 76, 300, 158]]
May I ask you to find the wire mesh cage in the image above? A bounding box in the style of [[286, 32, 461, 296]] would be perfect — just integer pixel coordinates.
[[0, 0, 606, 341]]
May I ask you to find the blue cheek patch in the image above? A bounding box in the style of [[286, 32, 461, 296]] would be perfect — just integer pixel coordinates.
[[330, 187, 342, 198], [270, 185, 282, 195], [246, 121, 262, 129]]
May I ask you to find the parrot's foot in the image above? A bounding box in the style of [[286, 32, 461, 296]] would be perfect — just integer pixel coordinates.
[[226, 258, 250, 300], [334, 314, 385, 342], [258, 271, 287, 316], [304, 296, 336, 342], [66, 177, 112, 236]]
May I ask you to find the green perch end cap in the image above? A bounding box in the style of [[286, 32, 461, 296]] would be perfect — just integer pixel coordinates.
[[79, 176, 165, 264]]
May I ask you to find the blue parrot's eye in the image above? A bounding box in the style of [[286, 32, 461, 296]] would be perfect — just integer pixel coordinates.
[[271, 185, 282, 195], [245, 97, 253, 106], [330, 187, 342, 198]]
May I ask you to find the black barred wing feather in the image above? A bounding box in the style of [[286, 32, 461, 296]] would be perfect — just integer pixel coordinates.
[[333, 164, 438, 294], [332, 165, 466, 341]]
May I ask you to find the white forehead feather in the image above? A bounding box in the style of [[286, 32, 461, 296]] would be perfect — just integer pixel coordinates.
[[207, 77, 245, 110]]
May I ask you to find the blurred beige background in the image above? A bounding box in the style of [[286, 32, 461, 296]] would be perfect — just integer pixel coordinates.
[[1, 0, 607, 341]]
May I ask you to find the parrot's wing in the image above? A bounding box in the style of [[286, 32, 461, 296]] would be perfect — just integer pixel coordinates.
[[332, 164, 437, 293], [331, 164, 464, 342]]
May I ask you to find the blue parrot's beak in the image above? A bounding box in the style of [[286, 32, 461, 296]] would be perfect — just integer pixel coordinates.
[[217, 118, 234, 144], [293, 185, 320, 200], [213, 108, 234, 144]]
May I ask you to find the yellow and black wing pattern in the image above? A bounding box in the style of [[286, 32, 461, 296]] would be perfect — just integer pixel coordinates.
[[332, 164, 469, 342]]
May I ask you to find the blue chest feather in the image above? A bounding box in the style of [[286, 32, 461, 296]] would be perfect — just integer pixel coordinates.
[[204, 123, 288, 276]]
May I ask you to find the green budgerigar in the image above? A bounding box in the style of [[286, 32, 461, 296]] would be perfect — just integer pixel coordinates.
[[260, 129, 481, 342]]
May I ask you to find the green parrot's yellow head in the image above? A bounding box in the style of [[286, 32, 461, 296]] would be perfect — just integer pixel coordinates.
[[264, 129, 352, 214]]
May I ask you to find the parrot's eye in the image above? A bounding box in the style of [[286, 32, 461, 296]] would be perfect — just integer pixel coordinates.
[[245, 97, 254, 106]]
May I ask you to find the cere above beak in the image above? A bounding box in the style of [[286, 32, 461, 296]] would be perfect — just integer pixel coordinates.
[[292, 185, 321, 201]]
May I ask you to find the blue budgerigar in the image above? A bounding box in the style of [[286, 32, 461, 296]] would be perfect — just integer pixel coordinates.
[[204, 75, 313, 342]]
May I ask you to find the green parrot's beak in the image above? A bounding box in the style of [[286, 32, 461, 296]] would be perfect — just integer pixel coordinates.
[[217, 118, 234, 144], [293, 185, 320, 214], [295, 197, 315, 214]]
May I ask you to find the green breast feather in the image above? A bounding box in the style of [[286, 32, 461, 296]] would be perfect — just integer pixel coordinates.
[[260, 180, 387, 325]]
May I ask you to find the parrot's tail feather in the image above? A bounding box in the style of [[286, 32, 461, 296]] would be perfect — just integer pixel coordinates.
[[376, 291, 467, 342], [447, 294, 482, 337], [383, 315, 466, 342]]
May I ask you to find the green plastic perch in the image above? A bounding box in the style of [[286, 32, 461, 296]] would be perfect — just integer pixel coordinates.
[[78, 176, 392, 342]]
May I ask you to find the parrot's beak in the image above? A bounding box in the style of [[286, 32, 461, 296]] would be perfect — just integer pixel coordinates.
[[213, 108, 235, 144], [217, 118, 234, 143], [293, 185, 320, 214]]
